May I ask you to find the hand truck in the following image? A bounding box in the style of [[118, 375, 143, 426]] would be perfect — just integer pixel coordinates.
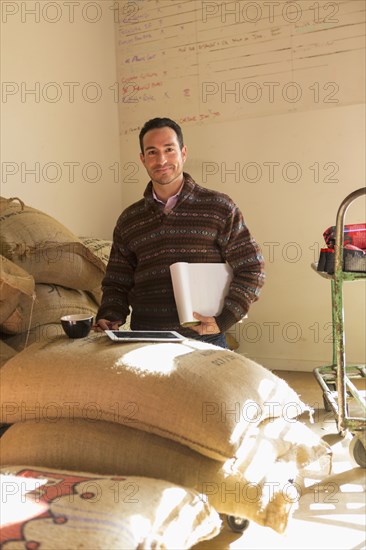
[[313, 187, 366, 467]]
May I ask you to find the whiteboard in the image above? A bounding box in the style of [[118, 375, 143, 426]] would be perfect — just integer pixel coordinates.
[[115, 0, 365, 136]]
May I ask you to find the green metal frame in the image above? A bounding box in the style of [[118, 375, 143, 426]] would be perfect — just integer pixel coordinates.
[[313, 187, 366, 447]]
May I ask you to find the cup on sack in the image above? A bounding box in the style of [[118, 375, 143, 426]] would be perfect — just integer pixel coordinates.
[[61, 314, 94, 339]]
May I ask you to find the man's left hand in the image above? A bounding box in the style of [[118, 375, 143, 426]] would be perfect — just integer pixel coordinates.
[[189, 312, 220, 335]]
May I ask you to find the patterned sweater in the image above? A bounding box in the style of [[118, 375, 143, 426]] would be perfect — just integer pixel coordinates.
[[96, 173, 265, 336]]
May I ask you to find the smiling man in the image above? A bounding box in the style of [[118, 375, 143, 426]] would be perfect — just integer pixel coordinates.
[[140, 125, 187, 196], [95, 117, 265, 348]]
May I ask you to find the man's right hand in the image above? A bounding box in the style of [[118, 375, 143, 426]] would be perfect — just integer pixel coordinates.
[[93, 319, 123, 332]]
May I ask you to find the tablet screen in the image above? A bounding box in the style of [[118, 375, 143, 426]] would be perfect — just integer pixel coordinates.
[[105, 330, 185, 342]]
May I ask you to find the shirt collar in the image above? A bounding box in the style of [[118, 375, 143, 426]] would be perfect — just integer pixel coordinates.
[[152, 182, 184, 205]]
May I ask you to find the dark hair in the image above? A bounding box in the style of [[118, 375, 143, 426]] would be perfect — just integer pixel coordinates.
[[139, 117, 184, 153]]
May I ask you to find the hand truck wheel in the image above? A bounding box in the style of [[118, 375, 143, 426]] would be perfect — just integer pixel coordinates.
[[226, 515, 250, 533], [349, 436, 366, 468]]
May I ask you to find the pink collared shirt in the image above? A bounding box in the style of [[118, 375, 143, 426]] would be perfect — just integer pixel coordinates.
[[152, 183, 184, 213]]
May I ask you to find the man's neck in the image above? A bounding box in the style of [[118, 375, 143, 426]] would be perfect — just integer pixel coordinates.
[[152, 176, 184, 202]]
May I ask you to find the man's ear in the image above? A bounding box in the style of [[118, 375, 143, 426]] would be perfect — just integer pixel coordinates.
[[182, 145, 187, 162], [140, 152, 146, 166]]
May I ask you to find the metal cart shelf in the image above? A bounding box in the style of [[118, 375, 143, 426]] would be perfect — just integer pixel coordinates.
[[313, 187, 366, 468]]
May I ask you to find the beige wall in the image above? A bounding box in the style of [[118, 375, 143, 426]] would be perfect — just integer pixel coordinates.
[[1, 1, 120, 239]]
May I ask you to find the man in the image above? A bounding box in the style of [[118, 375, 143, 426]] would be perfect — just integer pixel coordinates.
[[95, 117, 265, 348]]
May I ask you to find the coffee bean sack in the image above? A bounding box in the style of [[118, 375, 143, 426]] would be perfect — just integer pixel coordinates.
[[0, 333, 310, 461], [0, 340, 17, 368], [0, 196, 105, 291], [0, 418, 330, 533], [1, 283, 98, 335], [0, 465, 221, 549], [0, 255, 35, 326], [78, 236, 112, 305]]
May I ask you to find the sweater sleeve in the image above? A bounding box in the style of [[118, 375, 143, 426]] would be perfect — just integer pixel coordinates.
[[95, 219, 136, 323], [215, 204, 265, 333]]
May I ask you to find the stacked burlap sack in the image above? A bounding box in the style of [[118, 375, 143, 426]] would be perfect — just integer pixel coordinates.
[[0, 330, 331, 537], [0, 196, 112, 357]]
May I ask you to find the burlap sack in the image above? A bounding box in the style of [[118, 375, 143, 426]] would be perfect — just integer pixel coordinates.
[[0, 285, 19, 324], [0, 340, 17, 368], [79, 237, 112, 304], [0, 196, 23, 213], [0, 418, 330, 533], [0, 255, 35, 324], [2, 322, 63, 352], [0, 283, 98, 335], [0, 333, 309, 461], [79, 236, 112, 266], [0, 197, 105, 291], [0, 465, 221, 549]]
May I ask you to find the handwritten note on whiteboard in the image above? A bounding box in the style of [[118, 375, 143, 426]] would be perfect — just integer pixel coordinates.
[[115, 0, 365, 134]]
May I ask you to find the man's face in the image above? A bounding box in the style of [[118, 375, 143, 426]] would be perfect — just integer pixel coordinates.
[[140, 126, 187, 188]]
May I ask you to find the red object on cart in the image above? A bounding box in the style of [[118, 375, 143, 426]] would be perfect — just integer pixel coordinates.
[[323, 223, 366, 248], [318, 223, 366, 274]]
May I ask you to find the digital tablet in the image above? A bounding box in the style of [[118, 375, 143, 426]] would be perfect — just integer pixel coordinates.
[[105, 330, 185, 342]]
